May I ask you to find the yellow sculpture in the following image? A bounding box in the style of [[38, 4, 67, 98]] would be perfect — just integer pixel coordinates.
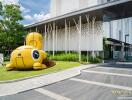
[[6, 32, 54, 71]]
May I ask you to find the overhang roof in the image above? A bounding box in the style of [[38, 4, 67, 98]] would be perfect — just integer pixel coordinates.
[[26, 0, 132, 30], [107, 38, 132, 46]]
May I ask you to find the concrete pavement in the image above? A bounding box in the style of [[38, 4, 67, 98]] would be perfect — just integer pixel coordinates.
[[0, 64, 97, 96], [1, 63, 132, 100]]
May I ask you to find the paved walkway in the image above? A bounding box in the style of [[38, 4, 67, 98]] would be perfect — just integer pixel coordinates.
[[1, 63, 132, 100], [0, 64, 97, 96]]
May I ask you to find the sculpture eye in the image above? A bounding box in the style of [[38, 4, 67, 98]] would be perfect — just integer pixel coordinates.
[[32, 50, 39, 59]]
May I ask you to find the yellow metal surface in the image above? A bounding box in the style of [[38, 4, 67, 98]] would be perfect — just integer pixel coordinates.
[[16, 57, 25, 68], [6, 32, 47, 71], [26, 32, 43, 50]]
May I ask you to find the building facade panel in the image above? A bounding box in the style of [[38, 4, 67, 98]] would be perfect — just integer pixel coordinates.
[[50, 0, 118, 17], [103, 17, 132, 44], [79, 0, 98, 9], [44, 21, 103, 51], [50, 0, 79, 17]]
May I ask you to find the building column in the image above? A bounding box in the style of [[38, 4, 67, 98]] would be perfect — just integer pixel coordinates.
[[49, 24, 53, 53], [92, 17, 96, 58], [68, 21, 71, 53], [47, 24, 52, 52], [86, 15, 90, 62], [30, 28, 32, 33], [36, 27, 38, 32], [65, 19, 68, 54], [120, 43, 125, 61], [44, 24, 47, 51], [47, 25, 49, 52], [53, 22, 55, 56], [79, 16, 82, 62], [55, 26, 58, 52], [73, 16, 82, 61]]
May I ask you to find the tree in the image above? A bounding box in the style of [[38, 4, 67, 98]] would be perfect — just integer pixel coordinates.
[[0, 2, 25, 56]]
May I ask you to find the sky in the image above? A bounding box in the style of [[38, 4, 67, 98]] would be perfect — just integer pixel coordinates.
[[1, 0, 51, 25]]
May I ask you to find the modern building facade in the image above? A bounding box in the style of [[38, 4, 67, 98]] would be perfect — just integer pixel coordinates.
[[26, 0, 132, 61], [51, 0, 117, 17]]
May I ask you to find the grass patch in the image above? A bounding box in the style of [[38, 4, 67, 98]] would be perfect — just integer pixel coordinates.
[[0, 61, 80, 81]]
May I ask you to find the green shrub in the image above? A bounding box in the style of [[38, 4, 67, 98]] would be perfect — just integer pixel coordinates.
[[49, 53, 102, 63], [49, 53, 79, 62], [96, 56, 103, 60], [81, 55, 88, 62], [4, 56, 10, 61], [88, 56, 102, 63]]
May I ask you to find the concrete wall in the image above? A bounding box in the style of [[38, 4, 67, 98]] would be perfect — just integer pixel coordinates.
[[50, 0, 107, 17], [79, 0, 98, 9], [50, 0, 79, 17], [50, 0, 117, 17], [44, 21, 103, 51]]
